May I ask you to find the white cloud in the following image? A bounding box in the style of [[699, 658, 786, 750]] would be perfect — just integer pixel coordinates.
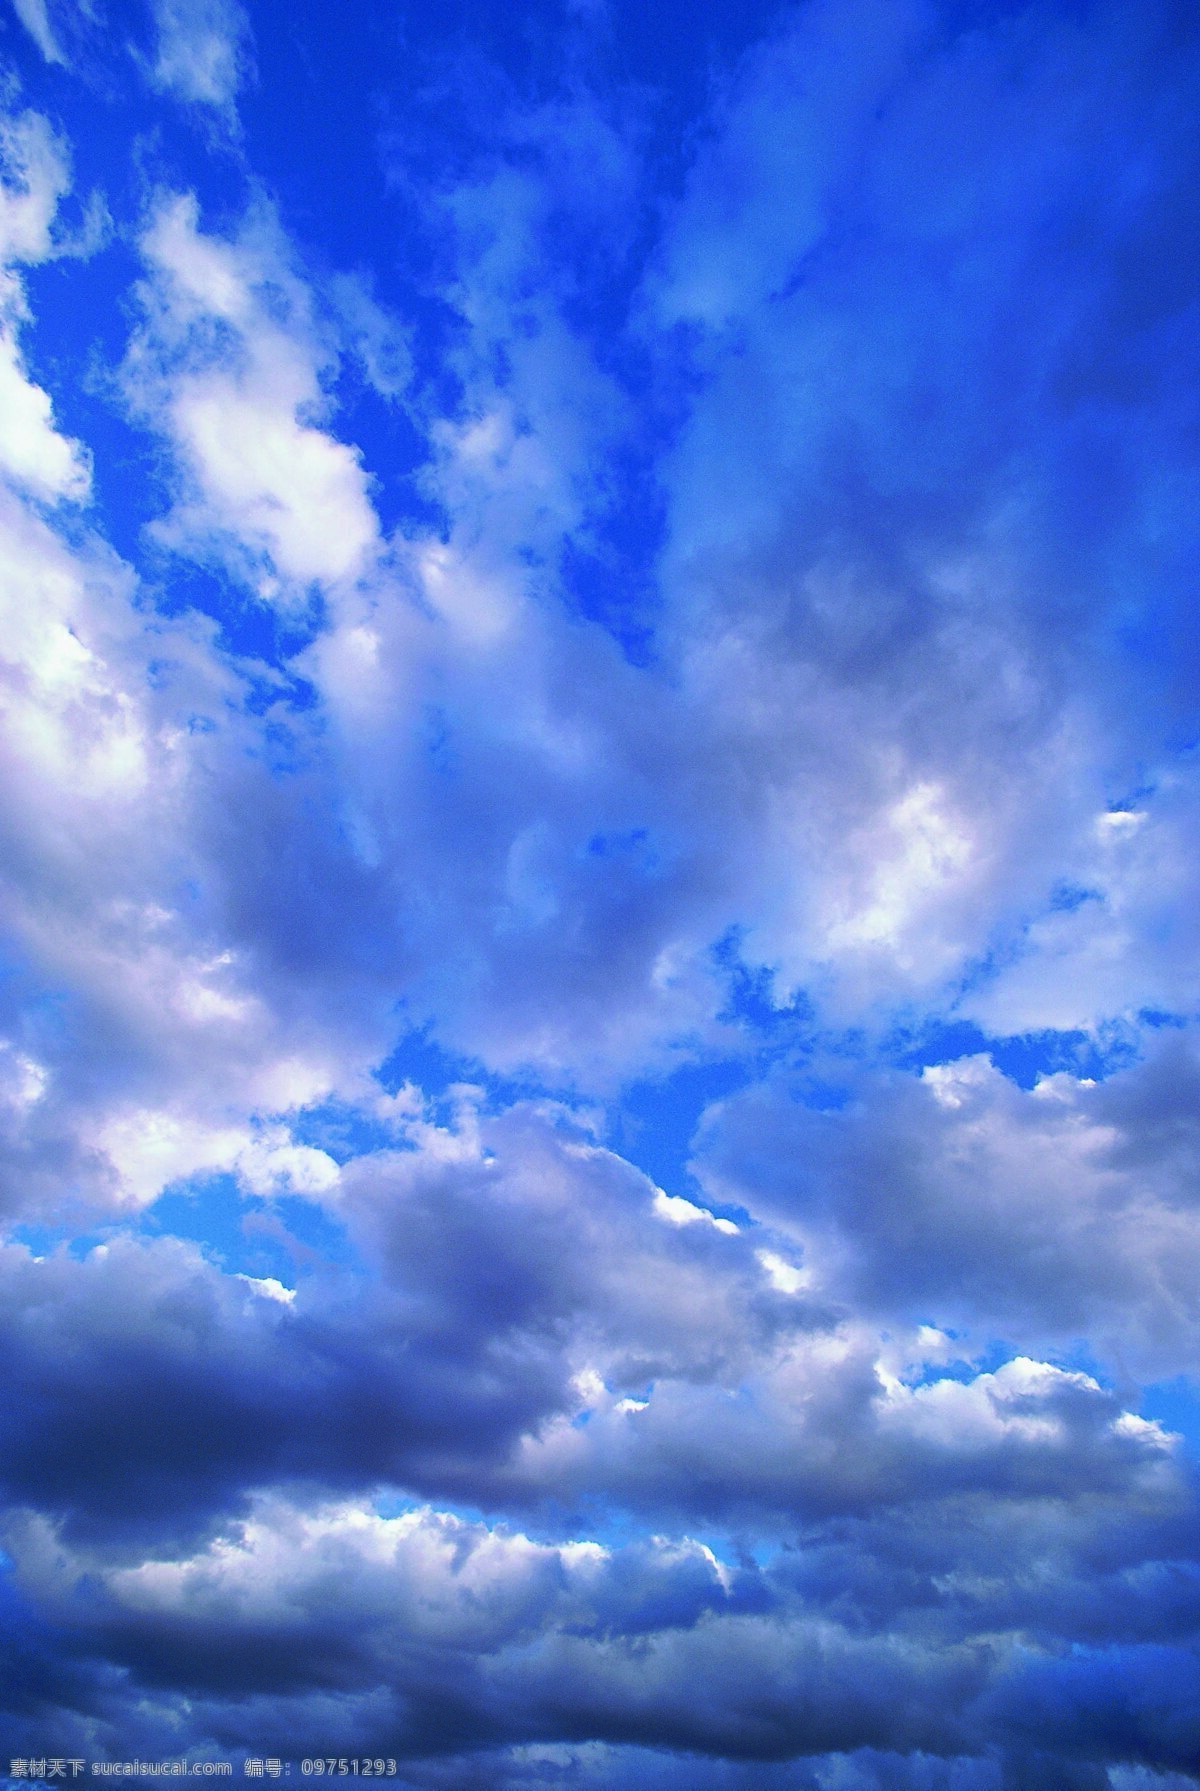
[[961, 766, 1200, 1034], [235, 1274, 295, 1303], [877, 1357, 1176, 1455], [818, 779, 975, 970], [96, 1108, 251, 1208], [328, 270, 412, 401], [129, 194, 379, 597], [0, 326, 90, 498], [92, 1103, 342, 1209], [149, 0, 251, 111], [9, 0, 66, 66], [653, 1188, 739, 1235], [236, 1132, 340, 1198], [0, 108, 67, 261], [0, 111, 90, 500], [0, 1041, 47, 1112]]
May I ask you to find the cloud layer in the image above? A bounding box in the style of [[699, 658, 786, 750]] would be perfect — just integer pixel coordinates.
[[1, 0, 1199, 1785]]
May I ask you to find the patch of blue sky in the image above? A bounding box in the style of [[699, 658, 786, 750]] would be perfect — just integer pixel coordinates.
[[2, 980, 73, 1060], [283, 1092, 412, 1163], [887, 1017, 1142, 1089], [371, 1488, 495, 1531], [713, 927, 814, 1038], [376, 1018, 505, 1105], [143, 556, 326, 674], [137, 1171, 360, 1282], [10, 1193, 360, 1292], [323, 360, 434, 542], [374, 1011, 582, 1113], [1137, 1007, 1193, 1032], [1047, 881, 1102, 914], [19, 254, 164, 533], [612, 1055, 751, 1201], [0, 943, 46, 1028], [581, 825, 660, 871], [8, 1221, 114, 1261], [559, 520, 662, 665], [1139, 1379, 1200, 1463], [238, 5, 475, 397]]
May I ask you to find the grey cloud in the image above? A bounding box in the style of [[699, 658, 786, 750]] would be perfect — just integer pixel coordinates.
[[0, 1104, 1184, 1556], [2, 1490, 1196, 1784], [0, 1158, 1193, 1775], [0, 1106, 821, 1542], [337, 1103, 815, 1386], [694, 1035, 1200, 1377], [0, 1227, 567, 1548]]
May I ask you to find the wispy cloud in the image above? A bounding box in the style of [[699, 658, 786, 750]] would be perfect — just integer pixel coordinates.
[[8, 0, 67, 67], [148, 0, 253, 111]]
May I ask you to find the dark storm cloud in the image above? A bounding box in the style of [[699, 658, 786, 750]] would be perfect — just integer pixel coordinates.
[[0, 1107, 822, 1545], [1, 1485, 1196, 1783], [0, 1103, 1185, 1556], [0, 1229, 565, 1547]]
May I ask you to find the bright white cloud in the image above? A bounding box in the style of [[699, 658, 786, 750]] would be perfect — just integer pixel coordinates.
[[0, 112, 89, 499], [0, 326, 90, 498], [130, 194, 379, 596]]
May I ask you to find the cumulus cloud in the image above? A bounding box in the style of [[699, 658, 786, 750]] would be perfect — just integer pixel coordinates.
[[0, 1102, 1183, 1562], [0, 445, 366, 1226], [695, 1035, 1200, 1379], [2, 1477, 1196, 1783], [0, 142, 392, 1232]]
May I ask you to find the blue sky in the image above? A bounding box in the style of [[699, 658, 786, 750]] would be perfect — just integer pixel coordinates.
[[1, 0, 1199, 1785]]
